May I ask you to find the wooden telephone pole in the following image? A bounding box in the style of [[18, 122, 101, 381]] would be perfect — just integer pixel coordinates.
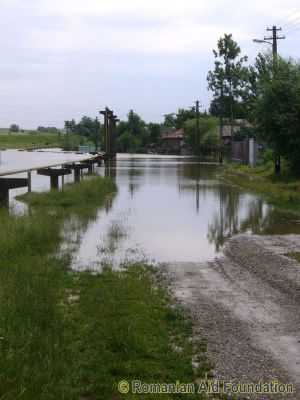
[[195, 100, 200, 158], [264, 26, 285, 174]]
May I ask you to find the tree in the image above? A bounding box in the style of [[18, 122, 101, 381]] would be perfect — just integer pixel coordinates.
[[207, 34, 248, 126], [183, 116, 219, 151], [242, 51, 272, 122], [64, 119, 76, 133], [37, 126, 58, 133], [64, 119, 76, 150], [163, 113, 176, 128], [174, 108, 196, 129], [116, 111, 147, 152], [254, 56, 300, 171], [209, 97, 246, 119], [148, 123, 161, 146], [116, 132, 141, 153], [75, 116, 100, 146], [162, 109, 196, 130], [10, 124, 19, 132]]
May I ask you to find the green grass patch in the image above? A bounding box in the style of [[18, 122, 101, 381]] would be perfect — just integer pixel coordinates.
[[0, 133, 60, 149], [0, 128, 29, 136], [0, 132, 94, 150], [0, 177, 211, 399], [18, 177, 116, 209], [67, 265, 210, 399], [284, 252, 300, 263]]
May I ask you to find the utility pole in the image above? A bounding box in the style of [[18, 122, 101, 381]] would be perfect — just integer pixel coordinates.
[[95, 116, 99, 152], [264, 26, 285, 67], [195, 100, 200, 157], [130, 109, 134, 154], [264, 26, 285, 173], [219, 81, 224, 164]]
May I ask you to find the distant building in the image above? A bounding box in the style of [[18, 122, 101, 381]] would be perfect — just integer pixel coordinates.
[[221, 125, 240, 145], [161, 129, 183, 152], [221, 119, 252, 145]]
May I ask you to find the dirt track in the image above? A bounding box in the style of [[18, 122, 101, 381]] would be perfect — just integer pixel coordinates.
[[162, 234, 300, 399]]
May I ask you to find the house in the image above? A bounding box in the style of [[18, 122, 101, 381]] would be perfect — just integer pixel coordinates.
[[161, 129, 183, 152], [221, 119, 253, 146], [221, 125, 240, 146]]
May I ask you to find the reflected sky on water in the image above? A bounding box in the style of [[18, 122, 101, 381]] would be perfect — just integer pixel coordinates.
[[69, 154, 300, 269]]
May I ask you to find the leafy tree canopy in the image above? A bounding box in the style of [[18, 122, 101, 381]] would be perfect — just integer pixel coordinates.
[[163, 109, 197, 129], [37, 126, 58, 134], [183, 116, 219, 150], [253, 55, 300, 170], [10, 124, 19, 132], [207, 34, 248, 121]]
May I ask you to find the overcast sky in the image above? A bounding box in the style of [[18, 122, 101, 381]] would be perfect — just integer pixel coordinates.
[[0, 0, 300, 128]]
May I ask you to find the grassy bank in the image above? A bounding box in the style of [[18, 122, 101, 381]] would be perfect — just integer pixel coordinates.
[[0, 132, 93, 150], [222, 162, 300, 214], [0, 132, 60, 149], [0, 177, 210, 399]]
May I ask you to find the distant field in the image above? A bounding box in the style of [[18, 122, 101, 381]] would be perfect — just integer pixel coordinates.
[[0, 128, 29, 136], [0, 128, 9, 135], [0, 132, 60, 149]]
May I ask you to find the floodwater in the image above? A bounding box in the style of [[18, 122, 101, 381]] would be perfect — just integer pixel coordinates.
[[62, 154, 300, 270], [8, 153, 300, 269]]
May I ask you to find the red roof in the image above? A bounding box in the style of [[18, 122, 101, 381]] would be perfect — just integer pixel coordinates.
[[162, 129, 183, 140]]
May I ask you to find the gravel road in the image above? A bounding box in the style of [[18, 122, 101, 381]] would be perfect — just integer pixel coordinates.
[[162, 234, 300, 399]]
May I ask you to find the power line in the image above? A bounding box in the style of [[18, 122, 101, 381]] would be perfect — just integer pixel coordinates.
[[282, 17, 300, 32], [282, 14, 300, 28], [285, 26, 300, 36], [285, 25, 300, 34], [274, 7, 300, 25], [283, 22, 300, 34]]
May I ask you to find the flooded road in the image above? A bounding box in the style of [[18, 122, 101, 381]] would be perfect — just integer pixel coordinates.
[[69, 154, 300, 269], [73, 155, 300, 394]]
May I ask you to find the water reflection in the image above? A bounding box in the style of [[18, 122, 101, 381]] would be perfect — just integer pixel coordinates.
[[70, 155, 300, 269]]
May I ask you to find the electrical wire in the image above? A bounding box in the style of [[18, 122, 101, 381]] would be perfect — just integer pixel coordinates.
[[285, 26, 300, 36], [282, 15, 300, 29], [274, 7, 300, 25], [283, 23, 300, 34]]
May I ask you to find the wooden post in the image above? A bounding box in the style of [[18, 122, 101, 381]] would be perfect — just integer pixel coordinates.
[[0, 189, 9, 208], [50, 175, 59, 189], [27, 171, 32, 193]]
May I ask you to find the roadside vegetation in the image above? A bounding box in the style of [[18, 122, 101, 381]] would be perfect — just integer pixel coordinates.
[[222, 149, 300, 214], [203, 33, 300, 213], [0, 177, 211, 399]]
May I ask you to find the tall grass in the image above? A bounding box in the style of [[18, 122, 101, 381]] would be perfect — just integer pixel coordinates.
[[0, 211, 71, 398], [19, 177, 116, 209], [0, 177, 116, 398]]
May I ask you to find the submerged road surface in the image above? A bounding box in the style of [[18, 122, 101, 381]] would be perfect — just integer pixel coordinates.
[[0, 149, 94, 176], [162, 234, 300, 399]]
